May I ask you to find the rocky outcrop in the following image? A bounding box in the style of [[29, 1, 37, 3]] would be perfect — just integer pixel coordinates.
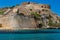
[[0, 8, 37, 29], [0, 2, 60, 29]]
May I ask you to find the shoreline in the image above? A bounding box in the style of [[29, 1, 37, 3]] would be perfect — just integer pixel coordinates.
[[0, 29, 59, 34], [0, 27, 60, 30]]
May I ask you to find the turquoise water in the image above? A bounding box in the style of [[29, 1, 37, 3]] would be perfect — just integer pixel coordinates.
[[0, 33, 60, 40], [0, 29, 60, 40]]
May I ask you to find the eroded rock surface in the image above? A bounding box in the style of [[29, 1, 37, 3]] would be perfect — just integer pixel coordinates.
[[0, 2, 60, 29]]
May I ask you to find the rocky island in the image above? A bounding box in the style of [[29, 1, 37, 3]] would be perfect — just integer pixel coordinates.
[[0, 2, 60, 30]]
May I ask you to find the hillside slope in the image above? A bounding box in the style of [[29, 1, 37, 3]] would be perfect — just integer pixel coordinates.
[[0, 2, 60, 29]]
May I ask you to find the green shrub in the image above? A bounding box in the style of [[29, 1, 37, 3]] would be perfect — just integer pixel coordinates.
[[0, 10, 4, 15], [30, 9, 32, 11], [31, 12, 41, 20], [48, 20, 60, 27]]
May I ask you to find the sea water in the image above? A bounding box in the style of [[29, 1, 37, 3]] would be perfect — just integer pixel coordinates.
[[0, 29, 60, 40]]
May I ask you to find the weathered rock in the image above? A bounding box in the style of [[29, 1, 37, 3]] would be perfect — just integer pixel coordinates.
[[0, 2, 60, 29], [0, 8, 37, 29]]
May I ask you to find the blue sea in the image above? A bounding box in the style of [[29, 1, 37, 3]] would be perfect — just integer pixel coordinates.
[[0, 29, 60, 40]]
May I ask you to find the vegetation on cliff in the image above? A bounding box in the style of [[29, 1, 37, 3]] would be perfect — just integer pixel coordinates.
[[0, 2, 60, 29], [0, 10, 5, 15]]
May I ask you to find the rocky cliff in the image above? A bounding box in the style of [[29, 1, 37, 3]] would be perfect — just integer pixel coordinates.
[[0, 2, 60, 29]]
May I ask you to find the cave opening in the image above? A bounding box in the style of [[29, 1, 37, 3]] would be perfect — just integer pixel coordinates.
[[37, 24, 43, 28]]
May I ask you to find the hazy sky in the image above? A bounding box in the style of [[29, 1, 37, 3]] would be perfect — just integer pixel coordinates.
[[0, 0, 60, 16]]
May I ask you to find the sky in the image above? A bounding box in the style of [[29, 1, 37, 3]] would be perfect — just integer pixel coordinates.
[[0, 0, 60, 16]]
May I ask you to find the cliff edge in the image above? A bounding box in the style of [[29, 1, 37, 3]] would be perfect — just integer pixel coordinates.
[[0, 2, 60, 29]]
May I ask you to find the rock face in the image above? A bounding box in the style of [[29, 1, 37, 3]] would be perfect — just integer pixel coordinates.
[[15, 15, 37, 28], [0, 2, 60, 29], [0, 8, 37, 29]]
